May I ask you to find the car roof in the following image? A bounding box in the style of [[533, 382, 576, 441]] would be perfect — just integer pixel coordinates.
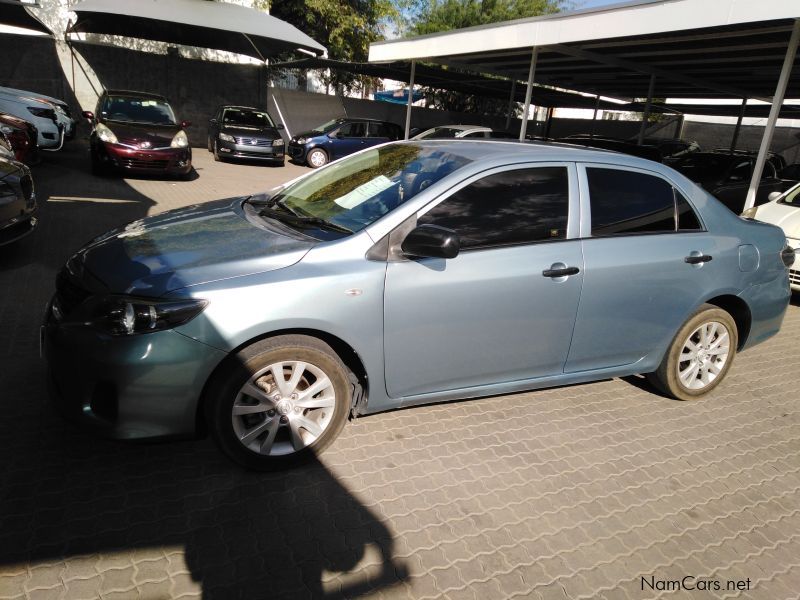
[[102, 90, 169, 101], [220, 105, 263, 111]]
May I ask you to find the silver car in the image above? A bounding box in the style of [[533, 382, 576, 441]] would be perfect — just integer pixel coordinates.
[[44, 141, 793, 469]]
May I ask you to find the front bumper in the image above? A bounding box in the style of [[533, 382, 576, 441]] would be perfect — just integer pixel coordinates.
[[43, 307, 226, 439], [217, 137, 284, 161], [287, 142, 310, 163], [97, 142, 192, 175]]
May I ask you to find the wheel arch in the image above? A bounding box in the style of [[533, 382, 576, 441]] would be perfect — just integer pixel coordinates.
[[704, 294, 751, 350], [195, 327, 370, 435]]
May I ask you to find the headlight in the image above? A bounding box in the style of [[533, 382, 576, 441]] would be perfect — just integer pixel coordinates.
[[741, 206, 758, 219], [96, 122, 118, 144], [171, 130, 189, 148], [295, 137, 308, 145], [218, 132, 235, 143], [81, 296, 207, 336], [272, 138, 284, 146]]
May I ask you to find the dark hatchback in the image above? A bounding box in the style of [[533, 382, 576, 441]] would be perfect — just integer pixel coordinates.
[[207, 105, 285, 165], [0, 154, 36, 246], [287, 118, 402, 168], [83, 90, 192, 178]]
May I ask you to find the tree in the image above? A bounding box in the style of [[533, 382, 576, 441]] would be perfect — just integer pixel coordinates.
[[404, 0, 569, 115], [263, 0, 397, 92]]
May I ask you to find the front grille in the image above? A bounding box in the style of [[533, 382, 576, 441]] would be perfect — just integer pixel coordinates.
[[55, 269, 90, 317], [119, 158, 169, 170], [790, 269, 800, 286], [235, 137, 271, 147]]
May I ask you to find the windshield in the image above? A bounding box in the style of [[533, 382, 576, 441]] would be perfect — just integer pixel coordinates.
[[267, 143, 473, 233], [779, 184, 800, 207], [101, 96, 176, 125], [222, 108, 275, 128], [314, 118, 345, 133]]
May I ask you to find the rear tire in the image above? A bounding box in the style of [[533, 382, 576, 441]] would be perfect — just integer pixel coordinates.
[[206, 335, 350, 470], [646, 304, 737, 401]]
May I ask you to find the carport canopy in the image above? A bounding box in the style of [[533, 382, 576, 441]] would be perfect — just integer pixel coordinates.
[[0, 0, 51, 35], [67, 0, 326, 61], [369, 0, 800, 210]]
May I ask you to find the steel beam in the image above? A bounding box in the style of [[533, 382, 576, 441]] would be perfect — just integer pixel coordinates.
[[505, 79, 517, 130], [404, 59, 415, 140], [730, 99, 747, 152], [637, 75, 656, 145], [519, 47, 538, 142], [744, 19, 800, 211]]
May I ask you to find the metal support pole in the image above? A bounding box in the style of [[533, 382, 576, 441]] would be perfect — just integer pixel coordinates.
[[544, 107, 554, 139], [730, 98, 747, 152], [673, 114, 684, 139], [744, 19, 800, 211], [404, 60, 416, 140], [505, 79, 517, 130], [589, 94, 600, 139], [519, 47, 538, 141], [637, 74, 656, 145]]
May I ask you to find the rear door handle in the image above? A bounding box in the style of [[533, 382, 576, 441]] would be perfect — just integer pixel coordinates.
[[684, 254, 713, 264], [542, 266, 580, 278]]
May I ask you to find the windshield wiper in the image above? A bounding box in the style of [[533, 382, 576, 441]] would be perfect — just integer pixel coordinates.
[[259, 206, 352, 234]]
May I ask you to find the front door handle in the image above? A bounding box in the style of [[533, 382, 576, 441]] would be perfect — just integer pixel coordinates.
[[542, 266, 580, 278], [684, 254, 713, 264]]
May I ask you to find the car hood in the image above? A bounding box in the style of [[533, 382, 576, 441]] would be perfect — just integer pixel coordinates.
[[68, 198, 314, 297], [222, 124, 281, 139], [102, 120, 182, 148], [293, 130, 326, 141], [756, 202, 800, 238]]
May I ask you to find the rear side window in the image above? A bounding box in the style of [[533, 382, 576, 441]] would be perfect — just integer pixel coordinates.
[[419, 167, 569, 250], [368, 122, 389, 138], [587, 167, 702, 236]]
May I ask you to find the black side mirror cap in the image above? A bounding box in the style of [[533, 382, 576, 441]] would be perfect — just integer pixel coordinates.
[[209, 118, 217, 125], [277, 123, 285, 129], [401, 224, 460, 260]]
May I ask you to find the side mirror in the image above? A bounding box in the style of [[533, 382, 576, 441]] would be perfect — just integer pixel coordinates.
[[82, 111, 95, 121], [209, 118, 217, 125], [401, 224, 460, 260], [768, 191, 782, 202], [276, 123, 285, 130], [180, 120, 191, 128]]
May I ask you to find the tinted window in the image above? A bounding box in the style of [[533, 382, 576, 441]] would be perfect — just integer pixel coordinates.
[[339, 122, 366, 138], [676, 191, 702, 230], [222, 108, 275, 128], [419, 167, 569, 250], [728, 160, 752, 182], [588, 168, 676, 236], [100, 96, 176, 125], [368, 122, 394, 138]]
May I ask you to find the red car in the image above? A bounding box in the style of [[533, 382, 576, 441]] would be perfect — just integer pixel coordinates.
[[0, 112, 38, 164], [83, 90, 192, 178]]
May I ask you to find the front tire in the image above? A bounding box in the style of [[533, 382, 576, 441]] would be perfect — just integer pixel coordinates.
[[206, 335, 350, 470], [213, 140, 223, 162], [306, 148, 328, 168], [647, 304, 737, 401]]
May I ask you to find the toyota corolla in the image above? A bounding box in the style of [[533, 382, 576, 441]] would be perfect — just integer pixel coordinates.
[[43, 141, 793, 469]]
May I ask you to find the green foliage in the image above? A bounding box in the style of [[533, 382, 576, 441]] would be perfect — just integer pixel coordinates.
[[410, 0, 567, 35], [262, 0, 397, 91]]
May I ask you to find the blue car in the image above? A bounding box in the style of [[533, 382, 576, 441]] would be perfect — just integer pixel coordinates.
[[44, 141, 794, 469], [287, 118, 402, 168]]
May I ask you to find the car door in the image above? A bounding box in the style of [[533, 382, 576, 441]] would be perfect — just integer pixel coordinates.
[[365, 122, 392, 148], [331, 121, 367, 159], [564, 163, 723, 373], [383, 163, 584, 398]]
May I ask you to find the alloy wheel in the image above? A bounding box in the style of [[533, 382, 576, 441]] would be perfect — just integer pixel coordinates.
[[676, 321, 731, 390]]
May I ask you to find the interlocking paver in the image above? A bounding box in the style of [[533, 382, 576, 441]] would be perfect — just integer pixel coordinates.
[[1, 140, 799, 599]]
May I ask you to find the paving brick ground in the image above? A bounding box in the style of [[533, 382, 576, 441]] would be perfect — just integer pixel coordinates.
[[1, 140, 799, 599]]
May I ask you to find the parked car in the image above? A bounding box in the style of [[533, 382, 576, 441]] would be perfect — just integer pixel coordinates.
[[778, 163, 800, 182], [642, 137, 700, 162], [559, 135, 663, 162], [207, 105, 284, 165], [0, 153, 36, 246], [0, 112, 38, 164], [43, 141, 792, 469], [671, 151, 786, 213], [83, 90, 191, 178], [0, 90, 63, 150], [742, 182, 800, 291], [412, 124, 514, 140], [0, 86, 75, 139], [287, 118, 402, 168]]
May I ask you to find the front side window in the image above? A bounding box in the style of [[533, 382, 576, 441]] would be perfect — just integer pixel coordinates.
[[418, 167, 569, 250], [588, 167, 702, 236]]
